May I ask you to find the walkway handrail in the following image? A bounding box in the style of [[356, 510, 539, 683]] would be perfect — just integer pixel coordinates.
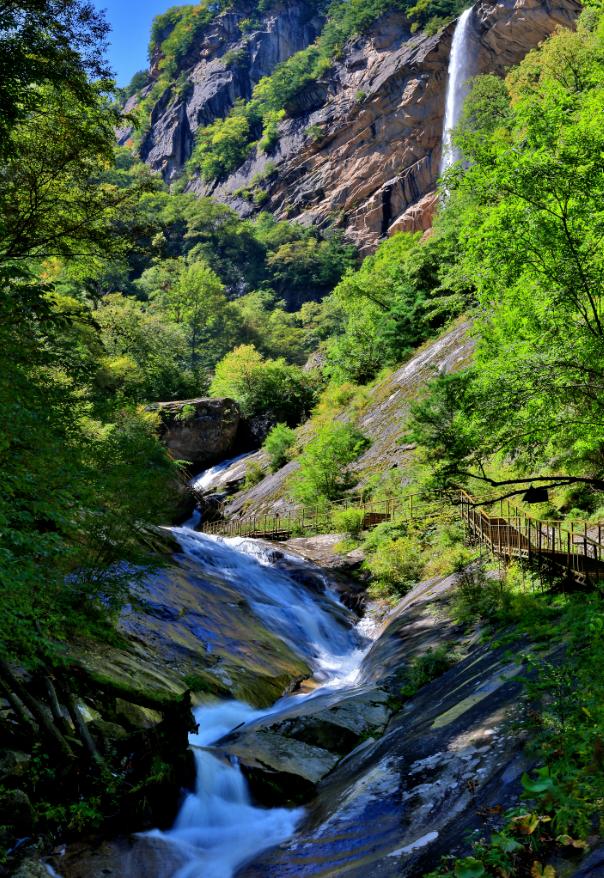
[[459, 489, 604, 583], [199, 493, 449, 540]]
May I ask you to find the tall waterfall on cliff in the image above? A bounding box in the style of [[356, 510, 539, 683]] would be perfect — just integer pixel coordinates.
[[440, 7, 474, 175]]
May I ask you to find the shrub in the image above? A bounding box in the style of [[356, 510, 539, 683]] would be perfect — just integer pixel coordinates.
[[400, 645, 455, 698], [244, 461, 264, 489], [175, 403, 196, 422], [291, 423, 369, 504], [452, 565, 510, 624], [365, 534, 424, 599], [263, 423, 296, 472], [210, 345, 318, 424], [305, 123, 323, 141], [331, 507, 365, 537], [189, 108, 252, 181]]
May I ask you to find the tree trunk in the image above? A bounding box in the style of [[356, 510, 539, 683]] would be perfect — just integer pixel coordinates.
[[0, 658, 74, 760], [59, 679, 104, 767], [0, 677, 37, 735], [43, 674, 72, 737]]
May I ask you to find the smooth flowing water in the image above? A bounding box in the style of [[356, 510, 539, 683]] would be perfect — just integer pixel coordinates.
[[190, 453, 255, 494], [146, 515, 372, 878], [440, 7, 474, 175]]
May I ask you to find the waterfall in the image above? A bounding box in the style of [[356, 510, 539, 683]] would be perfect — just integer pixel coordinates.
[[440, 7, 474, 175], [141, 520, 374, 878], [152, 700, 305, 878], [190, 452, 254, 494]]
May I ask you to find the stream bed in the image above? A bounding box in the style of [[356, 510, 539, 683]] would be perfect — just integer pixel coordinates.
[[133, 519, 376, 878]]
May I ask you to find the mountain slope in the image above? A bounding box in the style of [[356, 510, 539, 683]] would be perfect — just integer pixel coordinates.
[[123, 0, 580, 250], [202, 319, 475, 517]]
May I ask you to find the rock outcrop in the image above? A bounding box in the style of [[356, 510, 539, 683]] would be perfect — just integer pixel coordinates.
[[127, 0, 580, 251], [238, 575, 534, 877], [53, 570, 536, 878], [151, 396, 241, 470], [121, 1, 325, 183]]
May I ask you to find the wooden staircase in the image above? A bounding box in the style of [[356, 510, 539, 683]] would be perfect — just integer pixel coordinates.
[[199, 486, 604, 586]]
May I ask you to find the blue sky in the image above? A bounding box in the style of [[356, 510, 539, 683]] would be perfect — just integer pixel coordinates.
[[96, 0, 180, 87]]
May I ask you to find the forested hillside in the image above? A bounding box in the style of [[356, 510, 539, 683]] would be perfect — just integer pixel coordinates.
[[2, 0, 604, 875]]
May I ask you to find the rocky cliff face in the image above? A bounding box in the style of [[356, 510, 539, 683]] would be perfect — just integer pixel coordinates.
[[151, 396, 242, 470], [119, 1, 325, 182], [125, 0, 580, 251]]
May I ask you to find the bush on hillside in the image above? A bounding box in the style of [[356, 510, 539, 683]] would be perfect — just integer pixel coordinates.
[[210, 344, 318, 424], [291, 422, 369, 504], [331, 506, 365, 537], [263, 423, 297, 471], [365, 534, 424, 599]]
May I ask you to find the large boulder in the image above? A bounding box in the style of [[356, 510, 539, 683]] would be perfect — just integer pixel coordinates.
[[218, 686, 392, 804], [151, 397, 241, 471]]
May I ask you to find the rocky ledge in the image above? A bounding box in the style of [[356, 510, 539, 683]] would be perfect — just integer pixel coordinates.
[[150, 397, 242, 471]]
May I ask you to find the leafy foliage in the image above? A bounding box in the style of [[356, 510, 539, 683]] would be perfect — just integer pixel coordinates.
[[291, 422, 369, 504], [210, 344, 319, 423], [411, 9, 604, 499], [0, 0, 111, 150], [263, 423, 297, 471], [324, 231, 462, 383]]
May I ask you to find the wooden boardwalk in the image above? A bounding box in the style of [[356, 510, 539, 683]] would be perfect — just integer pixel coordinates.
[[460, 490, 604, 585], [200, 498, 404, 541], [200, 487, 604, 585]]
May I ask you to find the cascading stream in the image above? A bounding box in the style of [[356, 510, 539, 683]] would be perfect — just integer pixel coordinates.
[[144, 509, 375, 878], [440, 7, 474, 175]]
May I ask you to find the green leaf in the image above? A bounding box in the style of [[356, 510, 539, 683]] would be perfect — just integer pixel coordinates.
[[521, 771, 556, 794], [455, 858, 486, 878]]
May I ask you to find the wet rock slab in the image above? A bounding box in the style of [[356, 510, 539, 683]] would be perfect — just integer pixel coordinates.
[[241, 638, 532, 877], [220, 687, 392, 801], [49, 834, 187, 878]]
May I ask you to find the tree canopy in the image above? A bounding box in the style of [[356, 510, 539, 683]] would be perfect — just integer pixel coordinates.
[[411, 8, 604, 503]]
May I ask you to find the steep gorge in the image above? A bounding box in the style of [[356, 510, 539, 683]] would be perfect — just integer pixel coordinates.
[[123, 0, 580, 250]]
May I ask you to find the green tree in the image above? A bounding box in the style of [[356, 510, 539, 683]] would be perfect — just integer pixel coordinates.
[[0, 85, 139, 264], [144, 258, 242, 371], [0, 0, 179, 771], [96, 293, 199, 401], [0, 0, 111, 151], [210, 344, 318, 424], [291, 422, 369, 504], [189, 107, 252, 181], [412, 9, 604, 500], [324, 232, 451, 383]]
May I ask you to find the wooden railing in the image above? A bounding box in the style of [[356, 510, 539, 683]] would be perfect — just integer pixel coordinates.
[[200, 497, 403, 540], [200, 493, 453, 540], [460, 490, 604, 585], [199, 485, 604, 585]]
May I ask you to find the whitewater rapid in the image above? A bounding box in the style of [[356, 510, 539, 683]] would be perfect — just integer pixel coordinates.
[[147, 514, 374, 878]]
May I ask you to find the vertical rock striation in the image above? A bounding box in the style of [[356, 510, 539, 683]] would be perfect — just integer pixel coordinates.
[[127, 0, 581, 249]]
